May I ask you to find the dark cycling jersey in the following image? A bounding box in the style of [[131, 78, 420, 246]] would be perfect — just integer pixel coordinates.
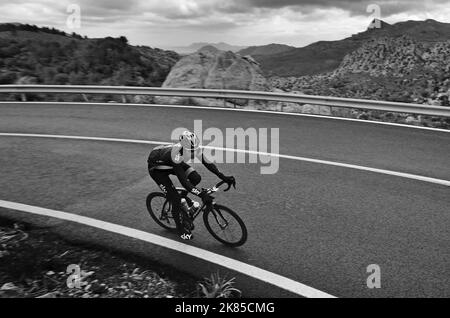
[[148, 143, 223, 195]]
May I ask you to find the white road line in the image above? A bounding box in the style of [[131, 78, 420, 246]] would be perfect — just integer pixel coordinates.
[[0, 200, 336, 298], [2, 101, 449, 133], [206, 146, 450, 187], [1, 133, 449, 187]]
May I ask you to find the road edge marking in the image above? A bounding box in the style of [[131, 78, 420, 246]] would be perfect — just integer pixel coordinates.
[[1, 101, 449, 133], [0, 199, 336, 298]]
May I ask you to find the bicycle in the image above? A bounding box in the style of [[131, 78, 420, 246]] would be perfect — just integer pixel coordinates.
[[146, 181, 248, 247]]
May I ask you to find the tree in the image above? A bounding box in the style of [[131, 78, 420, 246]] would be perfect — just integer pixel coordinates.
[[119, 36, 128, 44]]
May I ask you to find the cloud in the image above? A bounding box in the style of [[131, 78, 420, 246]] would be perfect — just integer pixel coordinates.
[[0, 0, 447, 26], [227, 0, 449, 17], [0, 0, 448, 48]]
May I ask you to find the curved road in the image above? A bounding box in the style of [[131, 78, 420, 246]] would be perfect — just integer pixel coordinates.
[[0, 103, 449, 297]]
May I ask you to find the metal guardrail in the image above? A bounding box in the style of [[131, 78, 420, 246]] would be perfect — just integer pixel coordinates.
[[0, 85, 449, 117]]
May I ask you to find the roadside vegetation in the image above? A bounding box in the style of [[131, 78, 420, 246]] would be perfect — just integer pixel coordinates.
[[0, 217, 241, 298]]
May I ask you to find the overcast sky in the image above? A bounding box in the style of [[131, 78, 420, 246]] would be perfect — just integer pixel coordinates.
[[0, 0, 449, 48]]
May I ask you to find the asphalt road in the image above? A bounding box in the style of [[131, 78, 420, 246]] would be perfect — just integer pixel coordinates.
[[0, 103, 449, 297]]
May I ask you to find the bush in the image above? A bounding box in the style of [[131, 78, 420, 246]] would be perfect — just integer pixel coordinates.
[[197, 272, 241, 298]]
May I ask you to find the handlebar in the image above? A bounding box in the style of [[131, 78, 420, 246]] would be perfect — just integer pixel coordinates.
[[215, 180, 227, 189], [208, 180, 235, 194]]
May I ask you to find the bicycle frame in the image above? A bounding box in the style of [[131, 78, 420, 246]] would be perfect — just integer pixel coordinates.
[[176, 181, 227, 222]]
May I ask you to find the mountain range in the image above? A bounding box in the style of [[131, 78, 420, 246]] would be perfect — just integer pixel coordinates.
[[237, 43, 295, 57], [269, 32, 450, 112], [242, 19, 450, 77], [1, 20, 449, 107]]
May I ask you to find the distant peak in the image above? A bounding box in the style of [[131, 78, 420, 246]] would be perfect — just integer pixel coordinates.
[[197, 45, 220, 54]]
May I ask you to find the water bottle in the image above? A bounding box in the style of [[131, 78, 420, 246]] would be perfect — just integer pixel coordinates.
[[190, 201, 200, 216]]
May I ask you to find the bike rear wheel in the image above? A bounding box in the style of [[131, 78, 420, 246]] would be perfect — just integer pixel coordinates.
[[146, 192, 177, 232], [203, 204, 247, 247]]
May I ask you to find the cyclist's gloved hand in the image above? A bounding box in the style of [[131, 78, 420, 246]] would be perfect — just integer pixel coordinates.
[[221, 175, 236, 189], [199, 190, 213, 205]]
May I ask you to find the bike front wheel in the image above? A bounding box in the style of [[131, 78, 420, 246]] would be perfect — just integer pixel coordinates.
[[203, 204, 247, 247]]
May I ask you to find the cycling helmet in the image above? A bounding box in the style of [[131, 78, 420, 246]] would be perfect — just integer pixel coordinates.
[[179, 131, 200, 151]]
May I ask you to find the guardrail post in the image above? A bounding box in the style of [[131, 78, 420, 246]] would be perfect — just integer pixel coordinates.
[[21, 93, 27, 102]]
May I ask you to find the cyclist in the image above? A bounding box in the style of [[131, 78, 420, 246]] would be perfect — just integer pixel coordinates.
[[147, 131, 236, 241]]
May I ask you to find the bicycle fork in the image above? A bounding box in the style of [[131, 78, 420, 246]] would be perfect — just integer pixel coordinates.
[[211, 208, 229, 229]]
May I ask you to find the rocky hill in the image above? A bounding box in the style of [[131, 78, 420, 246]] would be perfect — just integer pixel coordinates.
[[0, 23, 180, 87], [252, 19, 450, 77], [271, 36, 450, 103], [155, 46, 271, 107], [269, 35, 450, 128], [334, 36, 450, 78]]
